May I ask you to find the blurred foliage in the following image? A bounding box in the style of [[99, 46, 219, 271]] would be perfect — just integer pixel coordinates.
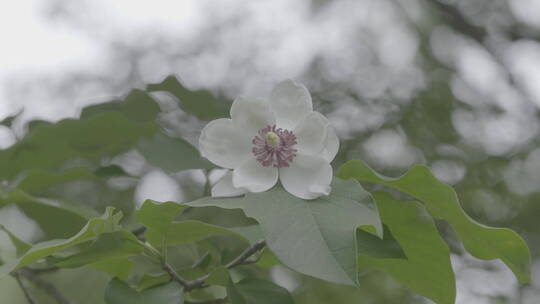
[[0, 74, 531, 304]]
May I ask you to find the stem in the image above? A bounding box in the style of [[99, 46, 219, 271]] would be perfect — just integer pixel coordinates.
[[225, 240, 266, 269], [12, 272, 35, 304], [132, 226, 146, 239], [203, 169, 212, 196], [15, 268, 71, 304], [28, 266, 59, 274], [164, 240, 267, 291], [163, 263, 199, 289]]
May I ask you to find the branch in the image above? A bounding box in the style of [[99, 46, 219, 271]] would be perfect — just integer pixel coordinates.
[[225, 240, 266, 269], [164, 240, 267, 291], [14, 268, 72, 304], [12, 272, 36, 304], [131, 226, 146, 239], [203, 169, 212, 196], [28, 266, 59, 274], [163, 263, 206, 291]]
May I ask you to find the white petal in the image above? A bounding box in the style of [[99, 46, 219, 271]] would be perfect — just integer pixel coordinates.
[[294, 111, 329, 155], [233, 157, 278, 192], [269, 80, 313, 130], [322, 125, 339, 162], [230, 96, 275, 132], [279, 154, 332, 200], [211, 171, 247, 197], [199, 118, 251, 169]]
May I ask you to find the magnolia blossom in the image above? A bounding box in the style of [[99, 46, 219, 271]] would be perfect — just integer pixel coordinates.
[[199, 80, 339, 199]]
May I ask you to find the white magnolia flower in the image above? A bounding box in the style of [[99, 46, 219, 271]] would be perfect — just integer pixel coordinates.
[[199, 80, 339, 200]]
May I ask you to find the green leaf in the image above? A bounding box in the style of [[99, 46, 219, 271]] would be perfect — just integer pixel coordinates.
[[205, 269, 293, 304], [227, 277, 294, 304], [356, 225, 406, 259], [117, 90, 161, 122], [147, 75, 230, 120], [0, 208, 122, 275], [136, 200, 247, 248], [104, 278, 183, 304], [191, 178, 382, 286], [14, 168, 98, 193], [90, 258, 134, 281], [137, 132, 215, 172], [54, 231, 143, 268], [146, 221, 247, 248], [95, 165, 130, 178], [256, 249, 281, 268], [135, 200, 187, 233], [137, 274, 171, 291], [206, 266, 230, 286], [337, 160, 531, 284], [0, 190, 99, 238], [0, 111, 158, 180], [358, 192, 455, 304], [0, 225, 31, 256], [81, 90, 161, 123], [228, 225, 264, 245], [191, 251, 211, 269]]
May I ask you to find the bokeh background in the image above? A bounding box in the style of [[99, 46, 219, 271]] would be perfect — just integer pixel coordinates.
[[0, 0, 539, 303]]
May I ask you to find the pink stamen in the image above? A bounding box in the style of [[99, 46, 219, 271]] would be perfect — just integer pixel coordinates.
[[252, 125, 297, 167]]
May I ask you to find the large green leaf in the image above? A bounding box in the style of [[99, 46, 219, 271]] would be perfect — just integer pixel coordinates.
[[104, 279, 183, 304], [54, 231, 143, 268], [147, 76, 230, 120], [228, 225, 264, 245], [0, 208, 122, 275], [356, 225, 405, 259], [90, 258, 134, 281], [191, 178, 382, 286], [146, 221, 246, 248], [337, 159, 531, 284], [81, 90, 161, 123], [0, 111, 158, 180], [0, 190, 99, 238], [14, 168, 98, 194], [358, 192, 455, 304], [137, 132, 215, 172], [207, 268, 293, 304], [227, 277, 295, 304], [94, 164, 130, 178], [135, 200, 186, 233], [136, 200, 247, 248]]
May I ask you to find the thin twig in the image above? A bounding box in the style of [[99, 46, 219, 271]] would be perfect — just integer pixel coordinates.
[[15, 268, 71, 304], [203, 169, 212, 197], [12, 272, 36, 304], [236, 257, 258, 266], [164, 240, 267, 291], [28, 266, 59, 274], [132, 226, 146, 239], [225, 240, 266, 269], [163, 263, 195, 288]]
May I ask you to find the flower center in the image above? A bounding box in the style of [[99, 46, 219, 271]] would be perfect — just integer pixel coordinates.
[[252, 125, 297, 167], [265, 131, 280, 148]]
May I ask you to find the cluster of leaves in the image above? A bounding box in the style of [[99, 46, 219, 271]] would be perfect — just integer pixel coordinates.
[[0, 76, 531, 304]]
